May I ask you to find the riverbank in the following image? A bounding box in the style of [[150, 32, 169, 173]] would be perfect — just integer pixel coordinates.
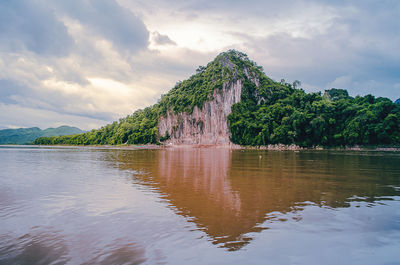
[[3, 143, 399, 151], [163, 143, 400, 151], [0, 144, 162, 150], [242, 144, 400, 151]]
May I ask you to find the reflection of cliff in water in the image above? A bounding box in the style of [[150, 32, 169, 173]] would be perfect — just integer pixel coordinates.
[[114, 149, 400, 251]]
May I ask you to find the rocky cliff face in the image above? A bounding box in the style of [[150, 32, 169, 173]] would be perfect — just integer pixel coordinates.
[[158, 80, 242, 145], [158, 67, 259, 145]]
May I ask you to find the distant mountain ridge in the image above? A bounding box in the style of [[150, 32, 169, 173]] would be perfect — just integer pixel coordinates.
[[0, 126, 84, 144]]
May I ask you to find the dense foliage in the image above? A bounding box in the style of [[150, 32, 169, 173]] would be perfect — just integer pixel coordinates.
[[34, 50, 400, 147], [34, 107, 159, 145], [34, 51, 243, 145], [0, 126, 83, 145], [228, 82, 400, 146]]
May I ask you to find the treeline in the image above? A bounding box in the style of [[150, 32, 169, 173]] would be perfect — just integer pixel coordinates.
[[34, 51, 243, 145], [34, 107, 160, 145], [0, 126, 84, 145], [228, 81, 400, 146], [34, 50, 400, 147]]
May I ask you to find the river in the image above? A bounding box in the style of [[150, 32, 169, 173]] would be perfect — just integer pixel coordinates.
[[1, 146, 399, 264]]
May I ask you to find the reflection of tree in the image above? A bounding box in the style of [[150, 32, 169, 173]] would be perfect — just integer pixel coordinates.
[[82, 241, 146, 265], [115, 149, 400, 251], [0, 230, 147, 265], [0, 230, 70, 265]]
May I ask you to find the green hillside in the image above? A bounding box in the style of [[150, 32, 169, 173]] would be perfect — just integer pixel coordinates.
[[229, 86, 400, 146], [0, 126, 84, 144], [33, 50, 251, 146], [33, 50, 400, 147]]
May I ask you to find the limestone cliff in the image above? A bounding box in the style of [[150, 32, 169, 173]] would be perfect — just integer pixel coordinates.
[[158, 55, 260, 145], [34, 50, 400, 147], [158, 80, 242, 145], [33, 50, 266, 146]]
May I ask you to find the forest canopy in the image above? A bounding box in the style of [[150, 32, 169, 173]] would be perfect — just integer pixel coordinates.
[[34, 50, 400, 147], [228, 84, 400, 146]]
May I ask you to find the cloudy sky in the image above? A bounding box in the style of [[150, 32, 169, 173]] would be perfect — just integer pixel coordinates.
[[0, 0, 399, 130]]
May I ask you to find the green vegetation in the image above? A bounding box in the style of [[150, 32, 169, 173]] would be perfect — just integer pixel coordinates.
[[35, 107, 160, 145], [34, 50, 252, 145], [229, 83, 400, 146], [34, 50, 400, 147], [0, 126, 84, 144]]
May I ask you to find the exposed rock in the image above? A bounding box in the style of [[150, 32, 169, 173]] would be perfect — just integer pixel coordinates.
[[158, 79, 244, 145], [158, 54, 262, 145]]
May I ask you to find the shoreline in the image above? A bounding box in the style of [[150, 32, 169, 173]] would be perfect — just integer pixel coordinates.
[[2, 144, 399, 152]]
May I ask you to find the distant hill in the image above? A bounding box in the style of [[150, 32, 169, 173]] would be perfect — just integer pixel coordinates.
[[34, 50, 400, 147], [0, 126, 84, 144], [395, 98, 400, 104]]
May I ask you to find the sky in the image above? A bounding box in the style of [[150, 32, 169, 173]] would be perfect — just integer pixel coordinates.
[[0, 0, 399, 130]]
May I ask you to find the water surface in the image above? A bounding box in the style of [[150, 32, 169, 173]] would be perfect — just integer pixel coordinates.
[[1, 146, 400, 264]]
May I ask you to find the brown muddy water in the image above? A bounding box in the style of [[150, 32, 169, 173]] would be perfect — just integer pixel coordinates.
[[0, 146, 400, 264]]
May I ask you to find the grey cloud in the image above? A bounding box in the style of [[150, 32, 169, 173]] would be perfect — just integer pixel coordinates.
[[144, 0, 324, 18], [0, 0, 150, 56], [219, 1, 400, 100], [0, 0, 153, 126], [1, 0, 399, 130], [0, 103, 108, 130], [4, 82, 118, 122], [152, 31, 177, 46], [140, 0, 295, 12], [130, 49, 216, 80], [0, 0, 74, 56], [242, 31, 400, 100], [0, 79, 29, 104], [135, 0, 400, 98], [58, 0, 149, 53]]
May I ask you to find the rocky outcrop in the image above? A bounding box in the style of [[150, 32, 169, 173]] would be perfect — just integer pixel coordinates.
[[158, 79, 243, 145], [158, 51, 262, 145]]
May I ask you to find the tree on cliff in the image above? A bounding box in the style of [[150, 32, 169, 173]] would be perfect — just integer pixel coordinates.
[[34, 50, 400, 147]]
